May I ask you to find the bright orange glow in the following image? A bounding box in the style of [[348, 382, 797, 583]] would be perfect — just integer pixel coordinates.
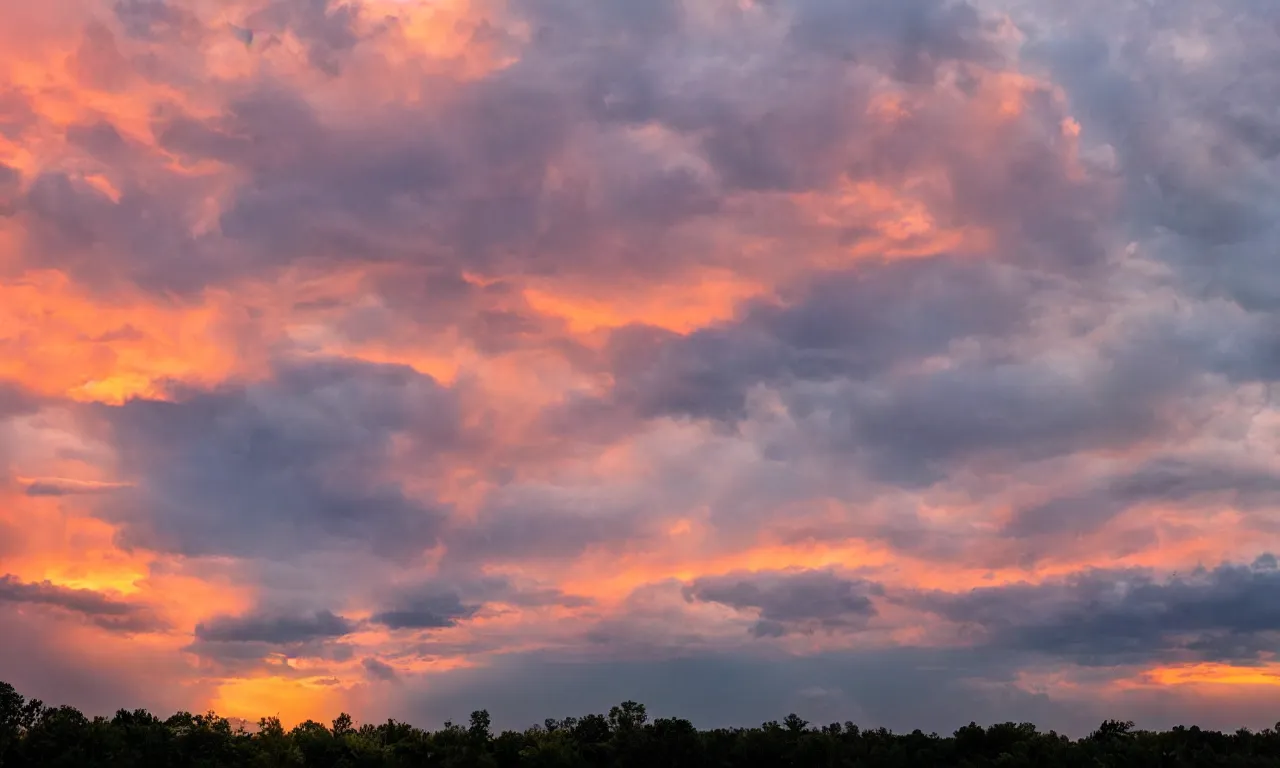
[[1131, 664, 1280, 689], [208, 676, 352, 726], [0, 272, 260, 403]]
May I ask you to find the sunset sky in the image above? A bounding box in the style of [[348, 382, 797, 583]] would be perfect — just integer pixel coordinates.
[[2, 0, 1280, 737]]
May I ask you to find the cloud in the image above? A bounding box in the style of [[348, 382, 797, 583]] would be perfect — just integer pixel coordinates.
[[472, 578, 595, 609], [194, 610, 356, 644], [93, 358, 459, 561], [11, 0, 1090, 298], [0, 90, 35, 140], [0, 575, 163, 633], [443, 488, 655, 566], [0, 163, 19, 215], [371, 591, 479, 631], [685, 570, 882, 638], [1019, 0, 1280, 299], [789, 0, 998, 81], [366, 576, 594, 633], [914, 556, 1280, 664], [600, 258, 1035, 425], [362, 657, 398, 682], [112, 0, 202, 43], [21, 478, 132, 497], [0, 604, 208, 718], [592, 259, 1204, 489], [70, 21, 133, 92], [1005, 458, 1280, 539], [814, 348, 1180, 486], [185, 606, 363, 673], [243, 0, 363, 76], [2, 0, 1280, 735], [17, 169, 219, 294]]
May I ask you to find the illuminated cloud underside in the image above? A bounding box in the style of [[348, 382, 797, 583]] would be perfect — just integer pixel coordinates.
[[1, 0, 1279, 736]]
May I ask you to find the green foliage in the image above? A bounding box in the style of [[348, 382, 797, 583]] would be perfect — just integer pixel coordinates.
[[2, 679, 1279, 767]]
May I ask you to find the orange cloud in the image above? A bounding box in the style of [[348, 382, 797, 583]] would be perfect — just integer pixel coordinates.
[[1132, 663, 1280, 689], [0, 271, 263, 403]]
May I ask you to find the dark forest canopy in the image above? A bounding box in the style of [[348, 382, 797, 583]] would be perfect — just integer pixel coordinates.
[[3, 680, 1280, 767]]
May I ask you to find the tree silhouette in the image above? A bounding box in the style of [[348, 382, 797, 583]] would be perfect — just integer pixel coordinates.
[[1, 678, 1277, 767]]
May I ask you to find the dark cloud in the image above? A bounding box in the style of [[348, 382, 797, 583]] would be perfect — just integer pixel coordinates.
[[443, 487, 657, 566], [94, 358, 458, 561], [602, 258, 1035, 424], [423, 574, 596, 610], [372, 590, 480, 631], [1117, 302, 1280, 387], [112, 0, 202, 43], [817, 348, 1180, 486], [1022, 0, 1280, 307], [651, 57, 871, 196], [65, 120, 132, 162], [70, 21, 132, 91], [589, 254, 1196, 488], [0, 384, 39, 485], [183, 630, 358, 673], [0, 90, 35, 140], [0, 381, 37, 418], [515, 0, 683, 44], [18, 170, 218, 294], [1006, 458, 1280, 539], [22, 478, 130, 497], [0, 163, 19, 215], [473, 578, 595, 609], [194, 609, 356, 644], [789, 0, 997, 82], [685, 570, 882, 638], [183, 600, 368, 672], [914, 555, 1280, 664], [363, 657, 399, 682], [153, 85, 464, 286], [204, 73, 576, 279], [245, 0, 363, 76], [0, 575, 163, 633], [446, 518, 600, 566]]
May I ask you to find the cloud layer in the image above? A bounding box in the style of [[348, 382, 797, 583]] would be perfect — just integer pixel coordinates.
[[1, 0, 1279, 736]]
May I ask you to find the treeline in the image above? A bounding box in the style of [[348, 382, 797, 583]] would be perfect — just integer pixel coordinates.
[[3, 681, 1280, 767]]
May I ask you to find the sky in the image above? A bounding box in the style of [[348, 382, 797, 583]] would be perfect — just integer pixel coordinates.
[[1, 0, 1280, 738]]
